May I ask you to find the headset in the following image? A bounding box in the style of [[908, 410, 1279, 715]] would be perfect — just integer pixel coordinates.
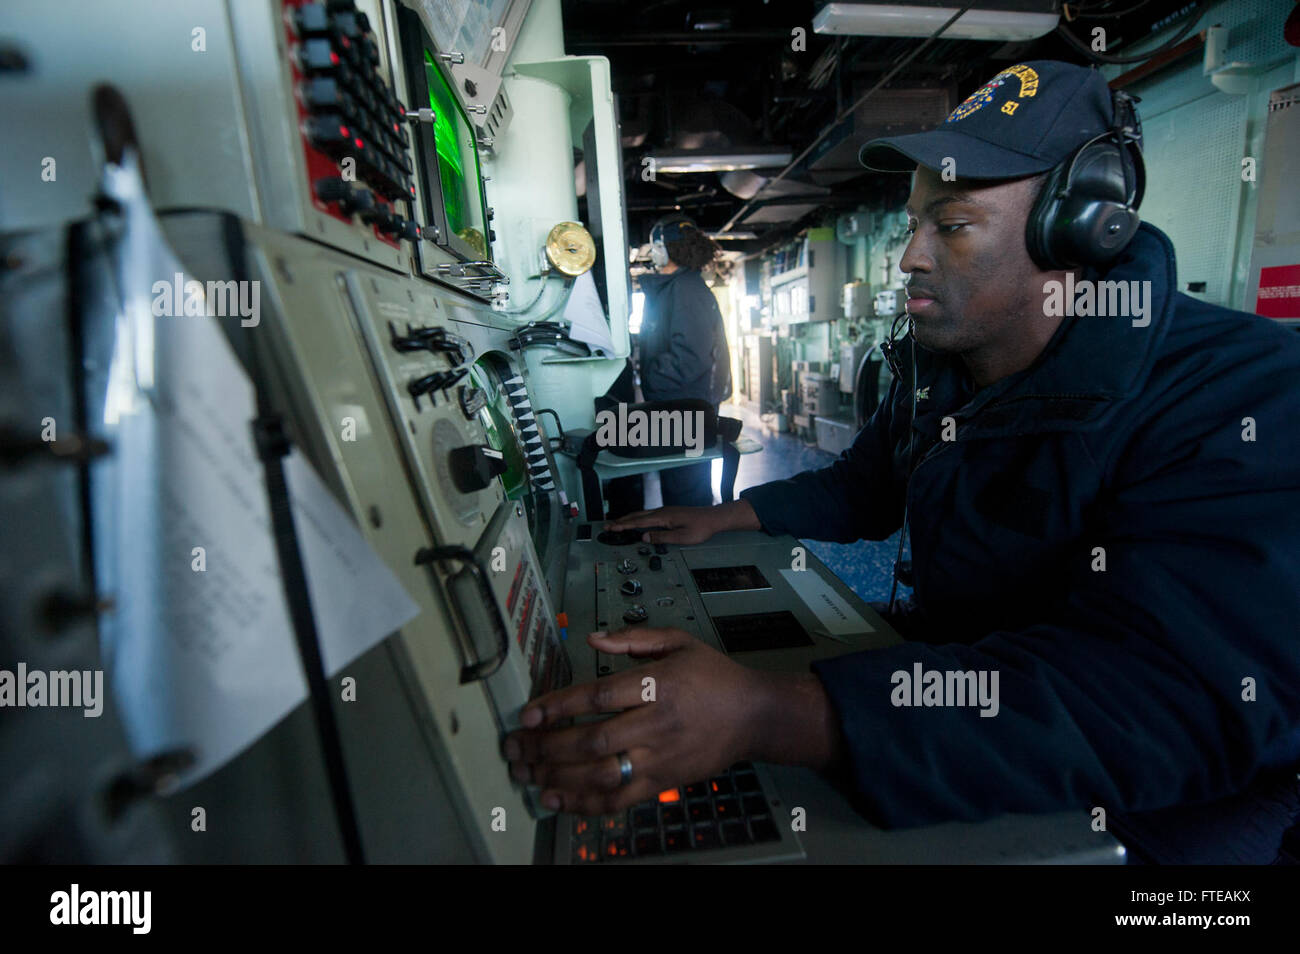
[[1024, 89, 1146, 271], [649, 213, 697, 269]]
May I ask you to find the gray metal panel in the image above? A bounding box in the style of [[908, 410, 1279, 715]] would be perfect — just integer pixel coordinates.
[[764, 764, 1124, 865], [1138, 92, 1249, 306], [0, 0, 258, 231], [159, 213, 539, 862], [160, 640, 478, 863]]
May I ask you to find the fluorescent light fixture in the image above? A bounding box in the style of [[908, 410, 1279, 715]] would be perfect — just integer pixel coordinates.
[[649, 151, 794, 173], [711, 232, 759, 240], [813, 3, 1058, 40]]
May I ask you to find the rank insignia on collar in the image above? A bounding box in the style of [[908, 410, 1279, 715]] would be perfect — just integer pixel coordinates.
[[915, 386, 930, 401]]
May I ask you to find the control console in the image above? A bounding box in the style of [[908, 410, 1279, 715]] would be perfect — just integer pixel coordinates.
[[283, 0, 420, 252], [561, 524, 898, 680]]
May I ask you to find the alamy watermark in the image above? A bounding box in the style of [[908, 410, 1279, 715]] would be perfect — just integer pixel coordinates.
[[1043, 273, 1151, 327], [891, 662, 999, 717], [151, 272, 260, 327], [594, 402, 705, 458], [0, 664, 103, 717], [50, 884, 150, 934]]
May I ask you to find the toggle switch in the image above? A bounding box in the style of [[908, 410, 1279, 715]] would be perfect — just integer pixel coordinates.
[[458, 385, 487, 420], [314, 176, 353, 205], [619, 579, 642, 596], [304, 115, 351, 154], [406, 368, 467, 409], [314, 177, 375, 217], [298, 38, 340, 73], [393, 216, 422, 241], [387, 321, 470, 365], [293, 4, 332, 37]]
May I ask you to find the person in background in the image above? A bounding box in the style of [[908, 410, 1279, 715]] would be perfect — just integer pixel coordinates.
[[635, 213, 732, 507]]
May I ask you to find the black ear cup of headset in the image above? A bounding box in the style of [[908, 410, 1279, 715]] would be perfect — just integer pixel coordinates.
[[1025, 93, 1146, 271]]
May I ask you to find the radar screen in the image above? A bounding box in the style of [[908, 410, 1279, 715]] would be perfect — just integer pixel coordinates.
[[396, 6, 492, 264]]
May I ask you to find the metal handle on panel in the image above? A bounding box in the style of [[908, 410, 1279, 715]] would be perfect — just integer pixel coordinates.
[[414, 544, 509, 684], [433, 260, 509, 284]]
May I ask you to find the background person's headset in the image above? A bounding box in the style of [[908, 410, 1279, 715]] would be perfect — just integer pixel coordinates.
[[649, 213, 697, 269], [879, 89, 1146, 616], [1024, 89, 1146, 270]]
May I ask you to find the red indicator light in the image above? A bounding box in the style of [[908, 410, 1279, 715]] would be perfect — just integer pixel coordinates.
[[330, 51, 339, 65], [339, 125, 349, 137], [354, 138, 364, 149]]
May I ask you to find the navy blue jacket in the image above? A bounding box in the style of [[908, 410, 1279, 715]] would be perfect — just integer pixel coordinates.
[[741, 223, 1300, 862], [638, 269, 731, 404]]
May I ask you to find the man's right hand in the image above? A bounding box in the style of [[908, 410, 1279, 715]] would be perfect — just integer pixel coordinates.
[[605, 499, 761, 545]]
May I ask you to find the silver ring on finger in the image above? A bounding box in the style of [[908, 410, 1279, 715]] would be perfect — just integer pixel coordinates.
[[617, 751, 633, 787]]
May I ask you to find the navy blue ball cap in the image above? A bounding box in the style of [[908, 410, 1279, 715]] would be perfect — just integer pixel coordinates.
[[650, 212, 698, 243], [859, 61, 1116, 178]]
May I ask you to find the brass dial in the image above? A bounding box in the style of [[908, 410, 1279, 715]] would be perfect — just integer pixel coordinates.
[[544, 221, 597, 276]]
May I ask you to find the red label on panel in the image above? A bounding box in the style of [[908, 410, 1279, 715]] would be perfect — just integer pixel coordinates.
[[1255, 264, 1300, 319]]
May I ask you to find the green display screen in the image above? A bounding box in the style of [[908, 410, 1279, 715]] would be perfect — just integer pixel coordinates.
[[423, 50, 488, 254]]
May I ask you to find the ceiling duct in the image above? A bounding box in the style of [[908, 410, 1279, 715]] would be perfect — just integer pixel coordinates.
[[813, 1, 1060, 41], [720, 170, 769, 200], [738, 177, 833, 226], [808, 82, 954, 182]]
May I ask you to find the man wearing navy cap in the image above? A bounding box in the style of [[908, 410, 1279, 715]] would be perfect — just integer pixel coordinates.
[[508, 61, 1300, 864]]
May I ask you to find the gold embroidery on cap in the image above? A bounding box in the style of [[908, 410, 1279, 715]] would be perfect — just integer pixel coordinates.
[[945, 64, 1040, 122]]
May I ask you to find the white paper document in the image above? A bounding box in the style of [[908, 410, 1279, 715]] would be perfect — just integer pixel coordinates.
[[563, 270, 617, 356], [97, 153, 419, 789]]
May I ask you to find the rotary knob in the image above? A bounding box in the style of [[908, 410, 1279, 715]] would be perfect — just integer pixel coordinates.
[[448, 444, 506, 493], [622, 605, 648, 624], [616, 559, 638, 575], [619, 579, 642, 596]]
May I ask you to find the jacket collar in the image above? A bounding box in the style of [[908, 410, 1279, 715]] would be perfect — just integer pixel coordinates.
[[910, 222, 1178, 440], [638, 268, 696, 294]]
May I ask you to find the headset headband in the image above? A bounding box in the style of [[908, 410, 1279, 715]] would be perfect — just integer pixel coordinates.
[[1050, 89, 1145, 216]]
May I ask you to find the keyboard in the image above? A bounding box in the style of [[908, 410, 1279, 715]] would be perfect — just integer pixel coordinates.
[[569, 762, 785, 863]]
